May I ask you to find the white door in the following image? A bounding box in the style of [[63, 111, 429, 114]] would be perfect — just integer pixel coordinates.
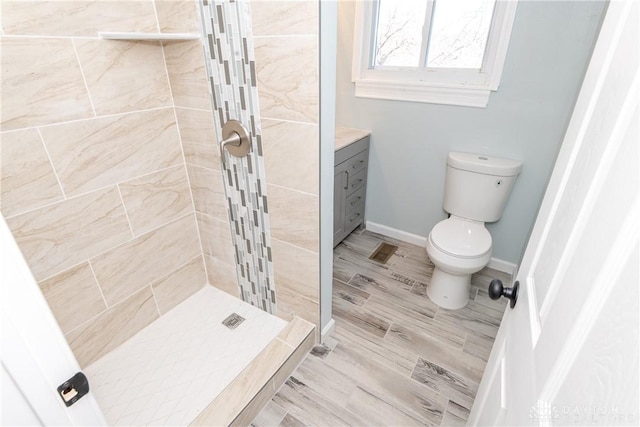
[[0, 216, 106, 425], [468, 2, 639, 425]]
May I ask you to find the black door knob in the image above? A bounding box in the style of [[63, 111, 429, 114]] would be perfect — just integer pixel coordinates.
[[488, 279, 519, 309]]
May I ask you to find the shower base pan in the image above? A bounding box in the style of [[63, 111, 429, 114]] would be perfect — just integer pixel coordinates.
[[85, 286, 314, 426]]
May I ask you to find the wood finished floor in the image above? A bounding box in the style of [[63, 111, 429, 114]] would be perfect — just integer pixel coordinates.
[[252, 229, 511, 427]]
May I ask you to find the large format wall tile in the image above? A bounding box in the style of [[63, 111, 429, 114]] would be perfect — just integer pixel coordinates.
[[119, 165, 192, 236], [1, 1, 157, 37], [175, 107, 219, 170], [164, 40, 211, 110], [66, 286, 159, 368], [0, 38, 93, 130], [74, 39, 172, 115], [276, 285, 318, 326], [267, 185, 319, 253], [197, 213, 235, 265], [188, 164, 227, 220], [271, 238, 319, 303], [40, 109, 182, 196], [205, 255, 240, 298], [91, 215, 201, 306], [155, 0, 200, 33], [253, 36, 318, 123], [262, 119, 318, 195], [152, 256, 206, 314], [251, 1, 318, 36], [1, 129, 64, 217], [248, 2, 321, 330], [0, 0, 311, 366], [39, 263, 106, 334], [7, 187, 131, 281]]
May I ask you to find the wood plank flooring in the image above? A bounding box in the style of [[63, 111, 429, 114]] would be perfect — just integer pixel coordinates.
[[253, 229, 511, 426]]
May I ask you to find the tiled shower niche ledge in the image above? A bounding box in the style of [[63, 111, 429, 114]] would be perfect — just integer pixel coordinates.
[[85, 286, 314, 426]]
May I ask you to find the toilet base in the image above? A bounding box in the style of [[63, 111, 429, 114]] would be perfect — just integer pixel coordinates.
[[427, 268, 471, 310]]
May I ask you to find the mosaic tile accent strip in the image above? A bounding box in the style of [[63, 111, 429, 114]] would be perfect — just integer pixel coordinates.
[[197, 0, 277, 313]]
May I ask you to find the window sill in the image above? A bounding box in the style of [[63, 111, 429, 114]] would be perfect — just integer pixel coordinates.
[[353, 79, 492, 108]]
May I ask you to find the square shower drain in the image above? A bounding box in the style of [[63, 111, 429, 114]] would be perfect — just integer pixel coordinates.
[[222, 313, 245, 330], [369, 242, 398, 264]]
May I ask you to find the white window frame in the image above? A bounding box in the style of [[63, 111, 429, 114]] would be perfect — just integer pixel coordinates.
[[351, 0, 518, 107]]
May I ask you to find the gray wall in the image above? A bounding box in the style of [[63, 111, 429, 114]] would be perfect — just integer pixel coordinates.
[[336, 0, 607, 264]]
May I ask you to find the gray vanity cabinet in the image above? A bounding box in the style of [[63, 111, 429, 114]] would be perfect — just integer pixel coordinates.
[[333, 136, 369, 247]]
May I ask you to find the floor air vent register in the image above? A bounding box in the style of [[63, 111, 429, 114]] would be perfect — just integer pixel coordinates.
[[369, 242, 398, 264]]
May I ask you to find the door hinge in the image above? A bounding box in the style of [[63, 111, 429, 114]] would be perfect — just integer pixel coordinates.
[[57, 372, 90, 407]]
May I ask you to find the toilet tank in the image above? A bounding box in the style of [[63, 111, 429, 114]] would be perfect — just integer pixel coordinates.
[[443, 152, 522, 223]]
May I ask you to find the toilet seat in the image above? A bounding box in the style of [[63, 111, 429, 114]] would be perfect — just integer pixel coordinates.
[[430, 218, 491, 259]]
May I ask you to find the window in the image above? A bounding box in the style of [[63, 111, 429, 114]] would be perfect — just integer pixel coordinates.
[[352, 0, 518, 107]]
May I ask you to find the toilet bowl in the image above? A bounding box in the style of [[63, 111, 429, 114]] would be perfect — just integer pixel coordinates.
[[426, 216, 492, 309], [425, 152, 521, 309]]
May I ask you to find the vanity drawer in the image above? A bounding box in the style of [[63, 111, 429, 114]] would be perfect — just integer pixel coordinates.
[[346, 186, 366, 211], [345, 149, 368, 175], [346, 168, 367, 196], [345, 200, 365, 230]]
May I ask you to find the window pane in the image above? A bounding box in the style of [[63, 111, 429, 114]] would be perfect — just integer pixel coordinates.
[[426, 0, 496, 69], [373, 0, 427, 67]]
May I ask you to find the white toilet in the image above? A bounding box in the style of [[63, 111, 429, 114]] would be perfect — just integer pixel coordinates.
[[426, 152, 522, 310]]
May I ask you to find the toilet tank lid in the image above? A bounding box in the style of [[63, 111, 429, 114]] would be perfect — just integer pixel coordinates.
[[448, 152, 522, 176]]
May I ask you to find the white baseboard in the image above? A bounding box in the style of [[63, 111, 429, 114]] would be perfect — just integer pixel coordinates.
[[321, 318, 335, 342], [487, 258, 519, 281], [365, 221, 427, 247], [365, 220, 518, 277]]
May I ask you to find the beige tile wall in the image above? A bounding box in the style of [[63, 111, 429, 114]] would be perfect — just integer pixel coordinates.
[[251, 1, 321, 330], [1, 0, 322, 367], [0, 0, 208, 367], [155, 0, 241, 298], [160, 0, 322, 330]]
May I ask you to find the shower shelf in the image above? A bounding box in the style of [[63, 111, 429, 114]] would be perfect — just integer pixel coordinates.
[[98, 31, 200, 41]]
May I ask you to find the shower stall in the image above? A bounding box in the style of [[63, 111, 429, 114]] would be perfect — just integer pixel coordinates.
[[0, 0, 331, 424]]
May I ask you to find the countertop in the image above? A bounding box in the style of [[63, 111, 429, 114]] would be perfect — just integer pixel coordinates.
[[335, 127, 371, 151]]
